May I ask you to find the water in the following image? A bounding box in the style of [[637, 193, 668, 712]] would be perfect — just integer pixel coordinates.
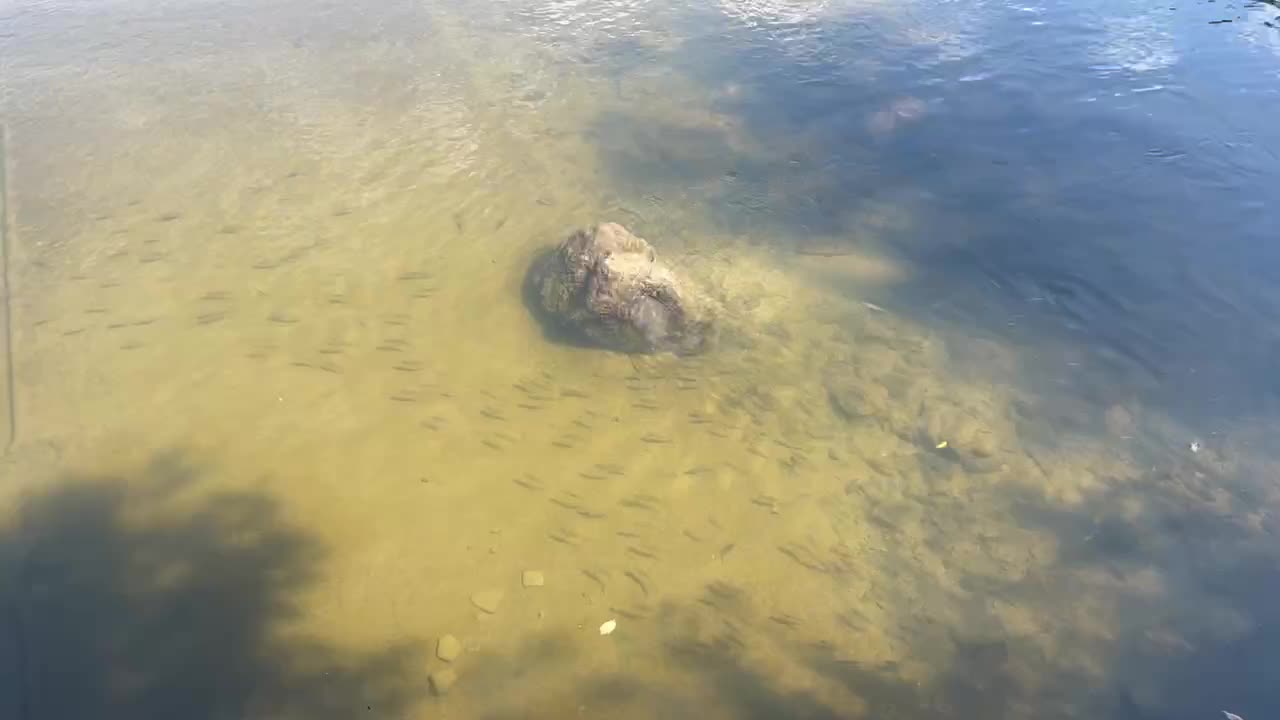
[[1, 0, 1279, 718]]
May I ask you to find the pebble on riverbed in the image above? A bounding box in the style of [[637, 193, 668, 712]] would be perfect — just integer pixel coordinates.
[[522, 570, 545, 587], [430, 668, 458, 696], [471, 590, 504, 614], [436, 634, 462, 662]]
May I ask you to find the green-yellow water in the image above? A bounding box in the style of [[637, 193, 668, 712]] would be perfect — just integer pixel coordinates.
[[3, 0, 1279, 718]]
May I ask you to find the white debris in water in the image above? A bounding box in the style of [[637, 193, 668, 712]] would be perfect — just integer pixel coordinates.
[[599, 619, 617, 635]]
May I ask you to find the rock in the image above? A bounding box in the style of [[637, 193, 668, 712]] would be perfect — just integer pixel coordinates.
[[521, 570, 545, 587], [825, 374, 890, 421], [968, 429, 998, 458], [430, 668, 458, 696], [436, 634, 462, 662], [525, 222, 714, 354], [470, 590, 503, 614]]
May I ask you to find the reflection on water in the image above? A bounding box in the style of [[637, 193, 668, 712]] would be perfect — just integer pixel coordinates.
[[2, 0, 1279, 718]]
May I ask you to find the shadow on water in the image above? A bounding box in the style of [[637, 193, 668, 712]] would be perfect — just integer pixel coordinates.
[[0, 450, 427, 720], [470, 451, 1280, 720], [1, 438, 1271, 720], [1125, 550, 1280, 720], [469, 594, 1097, 720], [1001, 452, 1280, 720]]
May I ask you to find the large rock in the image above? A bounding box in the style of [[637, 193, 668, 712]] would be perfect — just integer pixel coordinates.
[[526, 223, 713, 354]]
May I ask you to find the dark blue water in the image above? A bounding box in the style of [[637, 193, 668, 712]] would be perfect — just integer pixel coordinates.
[[595, 0, 1280, 428]]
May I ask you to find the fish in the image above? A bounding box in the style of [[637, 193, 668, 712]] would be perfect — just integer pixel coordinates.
[[1223, 713, 1244, 720]]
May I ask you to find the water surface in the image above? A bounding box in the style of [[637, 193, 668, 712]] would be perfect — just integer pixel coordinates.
[[2, 0, 1279, 718]]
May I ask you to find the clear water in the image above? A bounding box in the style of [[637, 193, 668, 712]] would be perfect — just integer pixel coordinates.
[[2, 0, 1279, 718]]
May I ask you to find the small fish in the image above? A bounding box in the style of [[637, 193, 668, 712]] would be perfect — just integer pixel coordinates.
[[627, 545, 658, 560], [624, 570, 650, 596], [511, 477, 541, 491], [581, 569, 607, 590], [599, 619, 617, 635], [936, 440, 948, 449], [610, 606, 645, 621], [1223, 713, 1243, 720]]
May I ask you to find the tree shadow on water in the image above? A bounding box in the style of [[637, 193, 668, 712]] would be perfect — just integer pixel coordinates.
[[1002, 462, 1280, 720], [0, 450, 427, 720], [472, 591, 1091, 720]]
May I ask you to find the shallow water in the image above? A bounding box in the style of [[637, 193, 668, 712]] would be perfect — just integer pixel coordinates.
[[2, 0, 1280, 718]]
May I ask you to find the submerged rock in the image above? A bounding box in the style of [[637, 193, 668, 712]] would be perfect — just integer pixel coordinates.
[[470, 590, 503, 614], [526, 222, 714, 354], [430, 668, 458, 696], [436, 634, 462, 662]]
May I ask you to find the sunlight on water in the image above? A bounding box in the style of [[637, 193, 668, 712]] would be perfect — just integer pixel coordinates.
[[2, 0, 1280, 718]]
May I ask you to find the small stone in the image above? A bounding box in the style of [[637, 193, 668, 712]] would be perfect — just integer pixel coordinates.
[[430, 668, 458, 696], [470, 590, 504, 614], [436, 634, 462, 662], [968, 430, 998, 458], [522, 570, 545, 588]]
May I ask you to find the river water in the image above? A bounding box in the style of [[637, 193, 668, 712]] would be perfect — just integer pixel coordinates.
[[2, 0, 1279, 718]]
